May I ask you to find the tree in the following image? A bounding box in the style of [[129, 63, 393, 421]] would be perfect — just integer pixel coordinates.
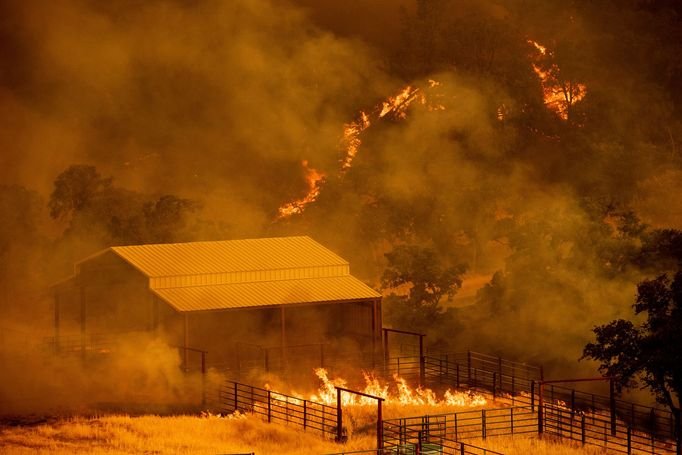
[[582, 272, 682, 439], [143, 195, 198, 244], [381, 244, 466, 332], [48, 165, 112, 219]]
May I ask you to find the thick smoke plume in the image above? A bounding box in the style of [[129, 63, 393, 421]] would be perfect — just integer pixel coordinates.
[[1, 0, 682, 408]]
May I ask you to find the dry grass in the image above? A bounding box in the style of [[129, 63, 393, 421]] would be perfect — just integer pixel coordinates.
[[0, 413, 374, 455], [0, 410, 608, 455]]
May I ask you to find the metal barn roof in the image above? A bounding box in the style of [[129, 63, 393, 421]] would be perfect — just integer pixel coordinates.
[[110, 236, 348, 277], [81, 236, 380, 312], [153, 275, 380, 311]]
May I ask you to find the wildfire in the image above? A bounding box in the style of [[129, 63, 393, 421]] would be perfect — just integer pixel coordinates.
[[528, 40, 586, 121], [276, 160, 326, 219], [340, 111, 371, 171], [310, 368, 487, 407], [277, 81, 446, 218]]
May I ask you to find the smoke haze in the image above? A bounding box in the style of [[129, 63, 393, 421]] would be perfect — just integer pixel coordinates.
[[1, 0, 682, 407]]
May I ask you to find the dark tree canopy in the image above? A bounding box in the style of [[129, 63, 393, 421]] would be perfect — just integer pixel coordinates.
[[582, 272, 682, 415], [381, 244, 466, 332], [49, 165, 112, 220]]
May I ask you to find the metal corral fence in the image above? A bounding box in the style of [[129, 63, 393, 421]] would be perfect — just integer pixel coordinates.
[[383, 406, 536, 443], [542, 403, 678, 455], [382, 351, 679, 454], [218, 380, 338, 439], [539, 382, 676, 442], [387, 351, 676, 443], [382, 415, 506, 455]]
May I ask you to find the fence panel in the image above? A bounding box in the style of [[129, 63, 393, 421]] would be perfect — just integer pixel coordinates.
[[218, 380, 338, 439], [542, 404, 677, 455]]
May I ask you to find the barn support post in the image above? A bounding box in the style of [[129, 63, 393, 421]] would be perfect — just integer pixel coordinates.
[[183, 313, 189, 371], [280, 307, 287, 374], [382, 328, 389, 373], [53, 292, 60, 353], [201, 350, 206, 408], [151, 295, 160, 333], [419, 334, 425, 387], [79, 285, 86, 359], [371, 300, 376, 370]]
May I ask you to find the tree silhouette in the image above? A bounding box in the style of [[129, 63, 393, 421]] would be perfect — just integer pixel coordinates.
[[582, 272, 682, 437]]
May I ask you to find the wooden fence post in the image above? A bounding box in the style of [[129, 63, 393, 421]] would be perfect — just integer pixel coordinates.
[[303, 400, 307, 430], [581, 413, 586, 445], [531, 380, 535, 412], [627, 425, 631, 454]]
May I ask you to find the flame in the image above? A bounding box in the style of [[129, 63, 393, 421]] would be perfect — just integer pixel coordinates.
[[309, 368, 487, 407], [276, 160, 326, 219], [339, 82, 444, 173], [379, 85, 422, 119], [277, 81, 446, 219], [528, 40, 586, 121], [340, 111, 371, 171]]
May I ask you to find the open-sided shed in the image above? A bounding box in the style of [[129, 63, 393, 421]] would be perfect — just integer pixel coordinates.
[[52, 236, 382, 371]]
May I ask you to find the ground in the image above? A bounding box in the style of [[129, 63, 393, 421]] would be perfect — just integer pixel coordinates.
[[0, 410, 605, 455]]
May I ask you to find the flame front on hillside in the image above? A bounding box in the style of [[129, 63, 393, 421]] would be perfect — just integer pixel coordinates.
[[528, 39, 586, 121], [309, 368, 487, 407]]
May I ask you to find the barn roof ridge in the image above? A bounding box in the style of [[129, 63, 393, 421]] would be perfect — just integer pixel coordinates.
[[75, 236, 349, 278]]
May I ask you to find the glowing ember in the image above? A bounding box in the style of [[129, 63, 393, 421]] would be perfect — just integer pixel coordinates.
[[276, 160, 326, 218], [528, 40, 586, 120], [310, 368, 487, 407]]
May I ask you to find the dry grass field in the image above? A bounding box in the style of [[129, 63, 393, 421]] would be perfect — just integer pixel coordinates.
[[0, 409, 606, 455]]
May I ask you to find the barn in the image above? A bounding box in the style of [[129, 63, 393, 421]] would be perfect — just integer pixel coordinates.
[[51, 236, 383, 373]]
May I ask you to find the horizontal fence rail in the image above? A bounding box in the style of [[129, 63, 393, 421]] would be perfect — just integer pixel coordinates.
[[383, 406, 536, 444], [542, 403, 677, 455], [383, 414, 506, 455], [540, 383, 676, 442], [218, 380, 338, 439], [406, 351, 676, 448]]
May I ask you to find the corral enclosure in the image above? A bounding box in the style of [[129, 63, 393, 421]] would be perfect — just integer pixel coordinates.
[[50, 236, 383, 373]]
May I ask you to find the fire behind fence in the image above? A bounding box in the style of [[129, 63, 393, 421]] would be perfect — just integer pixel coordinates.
[[218, 380, 338, 440], [383, 404, 678, 455], [386, 351, 677, 443]]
